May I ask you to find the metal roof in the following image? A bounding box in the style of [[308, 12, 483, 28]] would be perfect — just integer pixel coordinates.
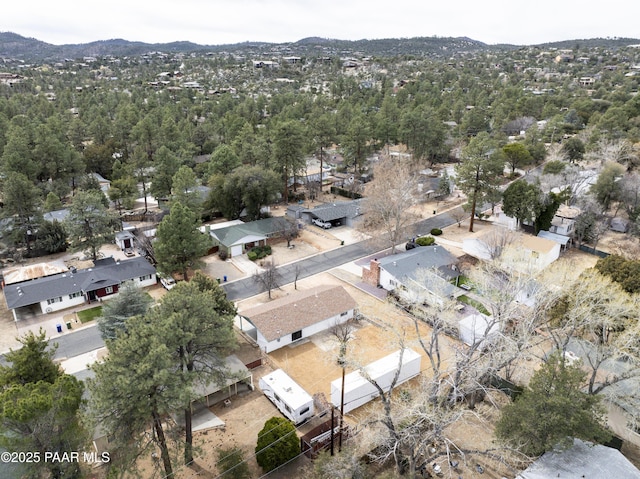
[[538, 230, 570, 246]]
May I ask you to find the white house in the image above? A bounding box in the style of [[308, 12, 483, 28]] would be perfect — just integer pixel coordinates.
[[237, 285, 357, 353], [362, 245, 461, 306], [463, 232, 560, 272], [3, 257, 157, 321]]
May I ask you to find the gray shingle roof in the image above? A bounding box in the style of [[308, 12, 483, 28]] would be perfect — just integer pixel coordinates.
[[517, 439, 640, 479], [378, 245, 458, 278], [303, 199, 363, 222], [4, 257, 156, 309], [379, 246, 459, 297]]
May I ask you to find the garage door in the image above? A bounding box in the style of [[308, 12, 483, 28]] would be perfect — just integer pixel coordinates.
[[230, 244, 243, 257]]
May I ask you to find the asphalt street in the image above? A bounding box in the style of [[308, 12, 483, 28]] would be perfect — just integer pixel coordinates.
[[0, 206, 466, 363], [222, 207, 462, 300]]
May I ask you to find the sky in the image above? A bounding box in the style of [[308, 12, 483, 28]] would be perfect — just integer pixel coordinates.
[[2, 0, 640, 47]]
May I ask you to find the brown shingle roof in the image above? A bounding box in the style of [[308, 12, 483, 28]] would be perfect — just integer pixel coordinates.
[[239, 285, 356, 342]]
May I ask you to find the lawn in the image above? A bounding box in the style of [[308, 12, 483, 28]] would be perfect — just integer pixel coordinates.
[[76, 306, 102, 324], [457, 295, 491, 316]]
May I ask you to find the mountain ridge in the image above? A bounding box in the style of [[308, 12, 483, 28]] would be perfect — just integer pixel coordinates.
[[1, 31, 639, 62]]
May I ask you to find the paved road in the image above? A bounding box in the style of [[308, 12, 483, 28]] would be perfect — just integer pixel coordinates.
[[222, 207, 463, 301], [0, 206, 466, 363]]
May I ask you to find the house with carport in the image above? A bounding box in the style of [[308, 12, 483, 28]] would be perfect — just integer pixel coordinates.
[[237, 285, 357, 353], [293, 199, 363, 228], [206, 217, 297, 258], [3, 256, 156, 321]]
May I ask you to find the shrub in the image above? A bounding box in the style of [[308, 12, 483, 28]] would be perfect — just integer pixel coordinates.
[[256, 417, 300, 472], [218, 249, 228, 261], [415, 236, 435, 246], [430, 228, 443, 236], [216, 447, 251, 479], [249, 245, 272, 261]]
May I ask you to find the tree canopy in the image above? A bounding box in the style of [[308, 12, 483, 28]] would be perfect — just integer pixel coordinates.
[[495, 352, 610, 456], [154, 201, 210, 280], [255, 417, 301, 472]]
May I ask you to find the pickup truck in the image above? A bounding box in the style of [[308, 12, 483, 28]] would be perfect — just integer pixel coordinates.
[[312, 218, 332, 229]]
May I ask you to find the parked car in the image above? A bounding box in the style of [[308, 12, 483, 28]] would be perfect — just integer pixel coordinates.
[[312, 218, 332, 229], [159, 275, 176, 290]]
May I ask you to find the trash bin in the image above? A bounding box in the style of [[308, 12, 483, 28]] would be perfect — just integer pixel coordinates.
[[223, 275, 227, 282], [66, 321, 72, 330], [56, 324, 62, 333]]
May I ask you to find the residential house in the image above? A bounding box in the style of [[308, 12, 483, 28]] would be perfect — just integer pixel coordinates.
[[237, 285, 357, 353], [3, 256, 156, 321], [299, 199, 363, 228], [516, 438, 640, 479], [91, 172, 111, 193], [463, 232, 560, 272], [43, 208, 70, 223], [362, 245, 461, 306], [206, 217, 296, 258]]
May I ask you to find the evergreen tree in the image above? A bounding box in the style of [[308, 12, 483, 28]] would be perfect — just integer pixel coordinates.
[[454, 133, 504, 232], [154, 201, 210, 280], [255, 417, 300, 472], [65, 190, 119, 260], [97, 282, 153, 341], [0, 330, 87, 479], [495, 352, 610, 456], [148, 272, 236, 465], [88, 315, 186, 478]]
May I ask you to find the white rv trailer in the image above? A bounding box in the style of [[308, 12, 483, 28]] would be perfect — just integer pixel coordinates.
[[259, 369, 315, 425], [331, 348, 422, 414]]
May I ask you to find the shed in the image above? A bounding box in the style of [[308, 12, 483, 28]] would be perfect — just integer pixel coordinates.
[[458, 313, 499, 347]]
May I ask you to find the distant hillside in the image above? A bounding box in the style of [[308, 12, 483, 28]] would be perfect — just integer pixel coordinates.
[[536, 37, 640, 49], [1, 31, 639, 62]]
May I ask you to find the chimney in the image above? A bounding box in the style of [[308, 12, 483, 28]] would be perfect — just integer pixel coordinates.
[[363, 258, 381, 287]]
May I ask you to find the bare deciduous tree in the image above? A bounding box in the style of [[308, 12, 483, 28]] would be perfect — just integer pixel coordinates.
[[252, 260, 282, 299], [359, 158, 420, 254]]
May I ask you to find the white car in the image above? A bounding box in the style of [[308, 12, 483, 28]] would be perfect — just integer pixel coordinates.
[[312, 218, 332, 229], [159, 275, 176, 290]]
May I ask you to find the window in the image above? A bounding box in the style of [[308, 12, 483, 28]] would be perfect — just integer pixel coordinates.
[[105, 286, 114, 294], [292, 330, 302, 341], [340, 311, 349, 317], [274, 394, 281, 403], [284, 404, 292, 413], [69, 292, 82, 299], [47, 297, 62, 305], [139, 274, 152, 281], [300, 407, 309, 415]]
